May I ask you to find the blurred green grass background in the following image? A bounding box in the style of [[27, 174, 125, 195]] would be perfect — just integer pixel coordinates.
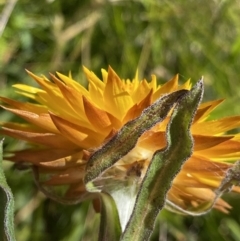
[[1, 0, 240, 240]]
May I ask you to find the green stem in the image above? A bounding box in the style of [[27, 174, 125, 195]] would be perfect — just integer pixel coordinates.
[[0, 139, 16, 241]]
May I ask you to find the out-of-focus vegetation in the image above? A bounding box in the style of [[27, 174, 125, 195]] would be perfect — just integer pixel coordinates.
[[1, 0, 240, 240]]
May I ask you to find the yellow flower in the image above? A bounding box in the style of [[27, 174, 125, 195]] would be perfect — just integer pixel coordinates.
[[1, 66, 240, 213]]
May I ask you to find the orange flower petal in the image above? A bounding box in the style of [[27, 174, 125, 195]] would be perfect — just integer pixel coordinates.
[[1, 106, 59, 133], [1, 127, 76, 149], [194, 135, 232, 151], [152, 74, 178, 101], [0, 97, 48, 113], [130, 79, 152, 104], [50, 114, 87, 142], [123, 89, 153, 123], [195, 139, 240, 160], [50, 74, 92, 128], [182, 155, 230, 174], [82, 96, 112, 130], [39, 151, 87, 169], [49, 113, 103, 148], [57, 72, 90, 96], [8, 148, 78, 164], [138, 131, 166, 151], [191, 116, 240, 135], [104, 67, 133, 119], [194, 99, 224, 123], [83, 66, 105, 90]]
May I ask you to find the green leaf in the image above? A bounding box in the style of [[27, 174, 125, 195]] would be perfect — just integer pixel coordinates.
[[121, 79, 203, 241], [224, 218, 240, 240], [0, 139, 16, 241], [98, 192, 121, 241]]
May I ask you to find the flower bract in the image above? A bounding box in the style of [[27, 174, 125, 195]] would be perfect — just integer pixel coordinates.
[[1, 66, 240, 214]]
